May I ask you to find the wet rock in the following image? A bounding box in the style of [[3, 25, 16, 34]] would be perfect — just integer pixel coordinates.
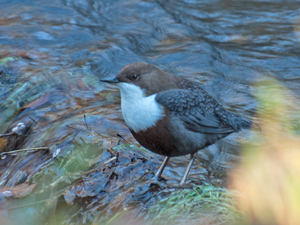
[[64, 186, 76, 205], [59, 144, 161, 223]]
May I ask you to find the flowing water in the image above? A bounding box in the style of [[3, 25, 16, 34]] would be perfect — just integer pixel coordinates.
[[0, 0, 300, 224]]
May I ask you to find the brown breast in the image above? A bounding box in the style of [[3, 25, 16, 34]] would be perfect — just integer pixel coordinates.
[[129, 112, 179, 156]]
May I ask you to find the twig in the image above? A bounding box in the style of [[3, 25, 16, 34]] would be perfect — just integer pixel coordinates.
[[1, 147, 49, 156], [0, 132, 17, 138], [3, 198, 56, 210], [29, 117, 37, 124], [103, 156, 117, 165], [84, 114, 89, 129], [66, 125, 75, 129], [107, 148, 117, 156]]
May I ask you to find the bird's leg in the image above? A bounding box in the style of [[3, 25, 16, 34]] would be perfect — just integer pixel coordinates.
[[153, 156, 170, 181], [179, 152, 197, 186]]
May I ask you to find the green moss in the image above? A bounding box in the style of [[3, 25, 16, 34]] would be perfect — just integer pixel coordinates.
[[0, 56, 18, 66]]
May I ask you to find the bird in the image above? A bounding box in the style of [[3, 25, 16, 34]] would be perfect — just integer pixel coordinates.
[[101, 62, 253, 185]]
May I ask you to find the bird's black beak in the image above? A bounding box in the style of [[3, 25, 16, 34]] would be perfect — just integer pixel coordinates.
[[100, 77, 119, 83]]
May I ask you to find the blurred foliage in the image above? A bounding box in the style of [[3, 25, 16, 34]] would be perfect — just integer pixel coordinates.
[[231, 79, 300, 225]]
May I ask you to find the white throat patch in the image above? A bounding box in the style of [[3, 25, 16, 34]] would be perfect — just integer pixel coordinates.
[[117, 83, 165, 132]]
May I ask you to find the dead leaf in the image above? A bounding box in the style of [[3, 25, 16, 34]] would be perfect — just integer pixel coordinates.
[[0, 183, 37, 198], [22, 92, 51, 110], [77, 78, 89, 91], [0, 137, 7, 153]]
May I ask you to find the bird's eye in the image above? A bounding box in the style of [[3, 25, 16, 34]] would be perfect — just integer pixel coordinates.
[[132, 74, 138, 80]]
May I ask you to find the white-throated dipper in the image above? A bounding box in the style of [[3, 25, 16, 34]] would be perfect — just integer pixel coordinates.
[[101, 62, 253, 185]]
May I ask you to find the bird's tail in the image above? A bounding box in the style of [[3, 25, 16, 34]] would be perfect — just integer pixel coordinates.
[[239, 116, 261, 131], [217, 109, 260, 132], [239, 117, 252, 129]]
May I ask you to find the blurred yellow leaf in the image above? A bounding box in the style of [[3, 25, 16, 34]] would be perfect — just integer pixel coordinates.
[[230, 79, 300, 225]]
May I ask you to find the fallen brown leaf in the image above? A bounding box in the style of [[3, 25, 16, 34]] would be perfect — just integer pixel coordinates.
[[0, 183, 37, 199], [22, 92, 51, 110]]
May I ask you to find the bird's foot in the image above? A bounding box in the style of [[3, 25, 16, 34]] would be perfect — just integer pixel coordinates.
[[148, 172, 166, 186]]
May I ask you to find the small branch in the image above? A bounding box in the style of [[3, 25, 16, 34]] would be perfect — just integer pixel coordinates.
[[84, 114, 89, 129], [0, 132, 17, 137], [1, 147, 49, 156], [29, 117, 37, 124], [66, 125, 75, 129], [103, 156, 117, 165]]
